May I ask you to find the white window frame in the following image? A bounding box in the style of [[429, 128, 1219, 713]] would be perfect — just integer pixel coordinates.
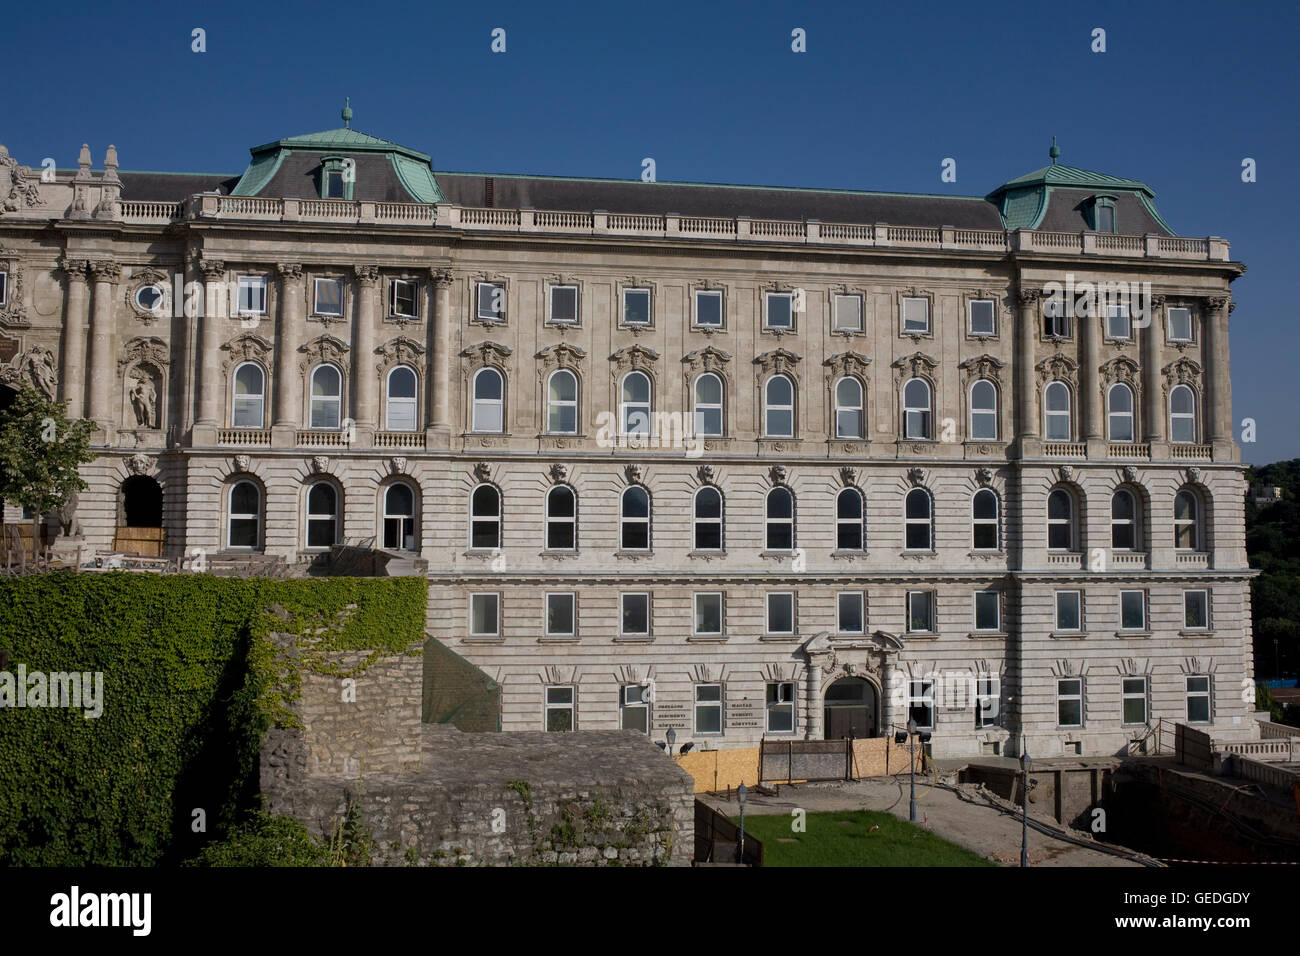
[[764, 291, 794, 330], [313, 276, 344, 317], [971, 488, 1000, 551], [1186, 676, 1212, 723], [1122, 676, 1149, 726], [548, 284, 578, 325], [694, 289, 723, 328], [1174, 489, 1200, 551], [620, 684, 650, 733], [619, 485, 651, 552], [1043, 297, 1070, 338], [469, 592, 500, 638], [1055, 590, 1082, 632], [1183, 589, 1210, 630], [968, 379, 998, 441], [471, 367, 505, 434], [309, 363, 343, 430], [764, 374, 795, 438], [390, 278, 418, 319], [469, 483, 501, 551], [901, 296, 929, 334], [1107, 383, 1135, 442], [907, 679, 934, 730], [620, 371, 652, 437], [1168, 307, 1193, 343], [1044, 381, 1072, 441], [546, 369, 578, 435], [765, 486, 795, 551], [1169, 384, 1197, 444], [693, 486, 724, 552], [305, 481, 339, 550], [837, 591, 864, 634], [544, 485, 576, 552], [693, 372, 724, 438], [385, 365, 419, 432], [545, 685, 574, 731], [906, 590, 935, 633], [693, 592, 724, 637], [973, 590, 1000, 632], [1111, 489, 1141, 551], [620, 592, 650, 638], [833, 293, 862, 332], [1047, 488, 1076, 551], [968, 298, 996, 336], [622, 287, 652, 327], [382, 481, 417, 551], [904, 488, 932, 551], [766, 681, 797, 734], [1119, 589, 1147, 631], [765, 591, 795, 637], [902, 378, 932, 439], [976, 676, 1000, 728], [694, 682, 723, 735], [544, 591, 576, 639], [1105, 303, 1132, 341], [475, 281, 505, 323], [1057, 677, 1084, 728], [227, 480, 261, 551], [835, 488, 864, 551], [231, 361, 266, 429], [236, 274, 267, 316], [834, 376, 865, 439]]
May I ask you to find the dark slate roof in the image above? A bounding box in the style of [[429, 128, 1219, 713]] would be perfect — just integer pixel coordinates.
[[435, 172, 1006, 229], [118, 171, 240, 201], [1038, 187, 1173, 236], [254, 152, 422, 203]]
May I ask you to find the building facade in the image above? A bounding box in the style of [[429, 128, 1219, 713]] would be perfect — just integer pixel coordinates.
[[0, 119, 1254, 758]]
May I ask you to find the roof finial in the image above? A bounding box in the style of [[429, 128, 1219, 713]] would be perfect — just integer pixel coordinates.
[[1049, 136, 1060, 165], [341, 97, 353, 129]]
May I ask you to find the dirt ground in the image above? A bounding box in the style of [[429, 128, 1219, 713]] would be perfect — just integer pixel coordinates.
[[701, 774, 1151, 867]]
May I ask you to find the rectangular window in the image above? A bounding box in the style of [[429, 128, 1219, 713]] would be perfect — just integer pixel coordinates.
[[1043, 298, 1070, 338], [976, 677, 1000, 728], [906, 590, 934, 633], [694, 592, 723, 636], [694, 683, 722, 734], [974, 591, 1000, 632], [1056, 590, 1082, 631], [1106, 304, 1131, 340], [1096, 205, 1115, 233], [765, 292, 793, 330], [969, 299, 996, 335], [694, 290, 723, 328], [469, 593, 499, 637], [313, 277, 343, 317], [1183, 589, 1209, 630], [621, 684, 650, 733], [391, 279, 417, 319], [324, 168, 347, 199], [237, 275, 267, 315], [545, 592, 576, 638], [1122, 676, 1148, 725], [1120, 590, 1146, 631], [833, 294, 862, 331], [548, 285, 578, 324], [1057, 678, 1083, 727], [622, 288, 651, 326], [545, 686, 574, 731], [908, 679, 934, 730], [1186, 676, 1211, 723], [766, 592, 795, 636], [476, 282, 504, 322], [0, 271, 7, 307], [620, 592, 650, 637], [767, 681, 796, 733], [902, 296, 929, 333], [837, 591, 864, 634], [1168, 307, 1193, 342]]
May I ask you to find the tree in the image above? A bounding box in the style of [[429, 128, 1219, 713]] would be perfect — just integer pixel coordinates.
[[0, 385, 96, 563]]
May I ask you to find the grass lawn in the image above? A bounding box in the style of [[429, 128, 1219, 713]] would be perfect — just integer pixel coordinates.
[[731, 809, 996, 867]]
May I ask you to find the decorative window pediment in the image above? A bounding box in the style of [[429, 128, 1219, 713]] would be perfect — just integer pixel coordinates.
[[221, 333, 273, 372], [1161, 356, 1203, 394], [1035, 352, 1079, 389], [461, 340, 512, 379], [683, 345, 732, 375], [0, 248, 28, 329], [754, 348, 802, 378], [610, 344, 660, 372], [298, 334, 350, 375], [891, 351, 938, 384], [823, 350, 871, 380], [118, 335, 170, 372], [375, 335, 425, 372], [958, 353, 1006, 385], [1099, 355, 1142, 390], [536, 343, 587, 384]]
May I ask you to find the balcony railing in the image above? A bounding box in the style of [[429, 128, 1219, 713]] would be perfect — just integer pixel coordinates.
[[374, 431, 427, 449], [1107, 443, 1151, 459], [1043, 442, 1087, 457], [296, 430, 350, 447], [1110, 552, 1148, 569], [217, 428, 270, 446], [107, 195, 1231, 261], [1175, 551, 1209, 568], [1171, 444, 1213, 460]]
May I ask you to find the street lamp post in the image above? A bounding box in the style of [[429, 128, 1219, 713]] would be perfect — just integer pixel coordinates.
[[1020, 747, 1032, 868], [737, 782, 747, 864], [907, 718, 918, 822]]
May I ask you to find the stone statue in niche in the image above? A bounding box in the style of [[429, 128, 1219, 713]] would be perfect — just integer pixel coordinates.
[[21, 346, 57, 399], [58, 491, 81, 538], [129, 368, 157, 428]]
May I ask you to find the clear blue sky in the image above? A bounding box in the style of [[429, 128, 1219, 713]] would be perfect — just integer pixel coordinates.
[[4, 0, 1297, 464]]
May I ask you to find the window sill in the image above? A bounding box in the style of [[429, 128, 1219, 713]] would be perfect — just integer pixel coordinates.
[[831, 328, 866, 336], [464, 549, 502, 559], [968, 550, 1006, 558], [1116, 630, 1152, 639], [830, 550, 869, 559], [614, 635, 654, 644], [1050, 631, 1087, 639], [539, 637, 579, 644], [1179, 629, 1214, 637], [760, 550, 799, 560], [760, 634, 798, 643], [463, 636, 504, 644], [615, 550, 653, 559], [900, 551, 937, 559], [540, 550, 578, 559], [969, 631, 1008, 640], [905, 631, 939, 640], [688, 635, 728, 643], [688, 550, 727, 559], [691, 324, 726, 333]]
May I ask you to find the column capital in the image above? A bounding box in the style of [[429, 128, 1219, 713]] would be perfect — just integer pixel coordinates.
[[198, 258, 225, 279], [88, 259, 121, 281], [276, 262, 303, 279], [1149, 293, 1166, 308], [1204, 295, 1229, 311], [60, 258, 89, 279], [430, 268, 454, 288], [1016, 287, 1041, 306], [1228, 300, 1237, 314], [354, 264, 381, 287]]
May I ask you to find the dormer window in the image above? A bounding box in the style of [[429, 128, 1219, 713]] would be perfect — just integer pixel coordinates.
[[320, 157, 355, 200], [1087, 195, 1117, 233]]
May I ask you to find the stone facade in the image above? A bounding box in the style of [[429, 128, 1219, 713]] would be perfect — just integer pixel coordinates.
[[0, 123, 1253, 761]]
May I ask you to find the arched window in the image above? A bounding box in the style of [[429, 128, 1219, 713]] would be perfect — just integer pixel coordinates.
[[470, 484, 501, 549], [547, 370, 578, 434], [620, 485, 650, 551], [1175, 489, 1201, 550], [766, 487, 795, 550], [765, 375, 795, 437], [545, 485, 576, 551], [903, 378, 931, 439], [383, 482, 417, 551], [969, 380, 998, 441], [1169, 384, 1197, 443], [232, 362, 265, 429], [904, 488, 932, 550], [228, 480, 261, 550], [1111, 489, 1141, 551], [309, 364, 342, 429], [305, 482, 339, 548], [694, 373, 724, 437], [386, 366, 418, 431], [834, 377, 864, 439], [1107, 383, 1135, 442], [1044, 381, 1071, 441], [472, 368, 504, 433], [972, 489, 1000, 550], [1047, 488, 1076, 551], [694, 486, 723, 551], [621, 371, 651, 436], [836, 487, 864, 551]]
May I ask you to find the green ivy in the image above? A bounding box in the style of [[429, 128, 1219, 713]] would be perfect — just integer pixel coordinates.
[[0, 572, 426, 866]]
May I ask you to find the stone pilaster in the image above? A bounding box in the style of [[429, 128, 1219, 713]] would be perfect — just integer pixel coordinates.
[[1015, 288, 1040, 455], [1081, 297, 1103, 443], [431, 269, 453, 433], [352, 265, 380, 445], [193, 258, 226, 443], [87, 259, 121, 437], [1204, 296, 1234, 459], [273, 262, 304, 446], [804, 656, 825, 740], [59, 258, 89, 419], [1142, 294, 1165, 453]]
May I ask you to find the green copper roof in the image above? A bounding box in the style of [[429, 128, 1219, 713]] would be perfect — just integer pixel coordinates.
[[247, 127, 432, 163], [391, 151, 446, 203], [992, 163, 1155, 197]]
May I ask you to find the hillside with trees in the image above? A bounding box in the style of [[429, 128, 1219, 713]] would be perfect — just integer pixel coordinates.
[[1246, 459, 1300, 681]]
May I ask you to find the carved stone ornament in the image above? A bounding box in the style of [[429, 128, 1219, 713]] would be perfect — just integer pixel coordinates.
[[549, 463, 568, 483], [754, 348, 802, 378], [1035, 352, 1078, 388], [461, 340, 513, 375], [609, 344, 660, 371], [375, 336, 425, 374], [907, 467, 926, 487], [1058, 465, 1075, 483], [1122, 465, 1139, 483], [891, 351, 939, 384], [823, 351, 871, 380], [125, 267, 171, 322], [536, 342, 587, 371], [1099, 356, 1142, 390], [682, 345, 732, 375], [1, 345, 58, 399], [769, 464, 788, 485], [310, 456, 329, 474], [298, 334, 350, 375], [624, 463, 642, 484], [1016, 288, 1042, 306], [1186, 467, 1204, 486], [123, 453, 154, 476], [975, 467, 994, 486], [697, 464, 715, 485], [233, 455, 251, 473], [473, 461, 492, 483], [391, 456, 407, 475], [430, 268, 453, 288], [0, 249, 28, 329], [222, 333, 273, 372], [0, 145, 43, 215], [354, 264, 381, 287], [119, 336, 169, 373], [958, 353, 1006, 384], [839, 466, 857, 487], [1161, 356, 1203, 394]]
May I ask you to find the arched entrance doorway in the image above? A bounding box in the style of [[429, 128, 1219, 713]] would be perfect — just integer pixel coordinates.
[[114, 475, 164, 556], [823, 677, 878, 740]]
